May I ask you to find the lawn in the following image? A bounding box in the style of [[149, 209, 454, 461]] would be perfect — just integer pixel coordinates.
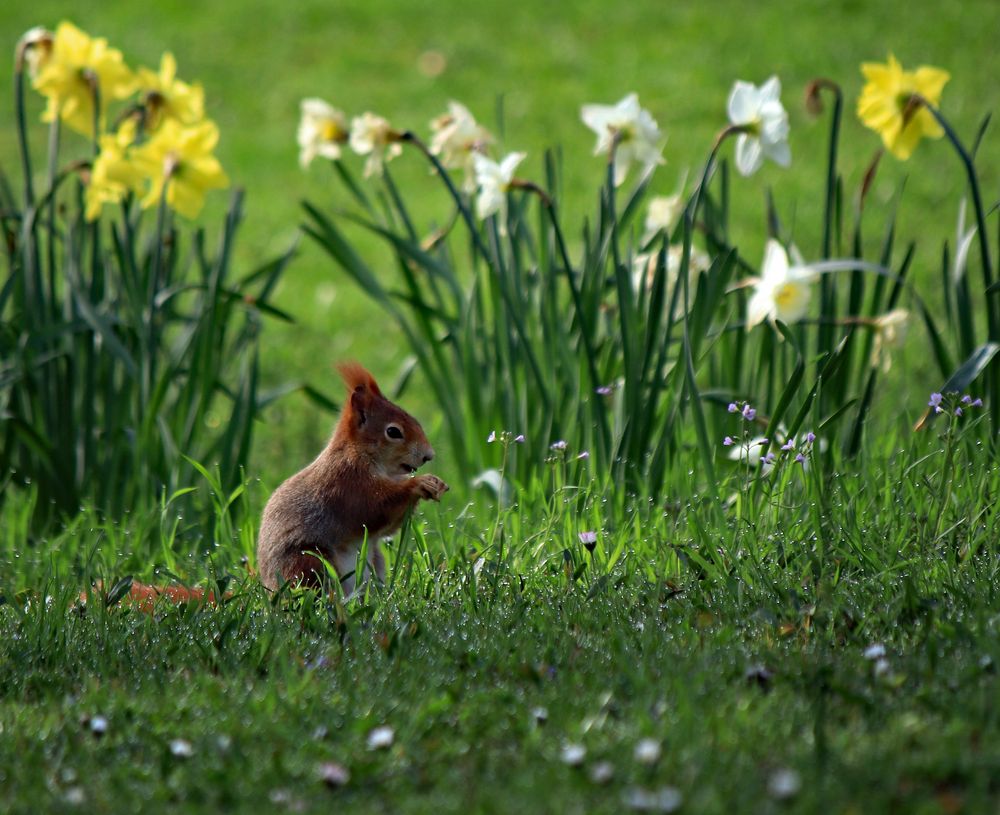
[[2, 1, 1000, 812]]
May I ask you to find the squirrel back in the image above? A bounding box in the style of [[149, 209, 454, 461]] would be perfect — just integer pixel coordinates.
[[256, 362, 448, 593]]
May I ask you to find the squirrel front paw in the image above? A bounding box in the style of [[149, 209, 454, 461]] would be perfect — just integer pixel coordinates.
[[414, 474, 449, 501]]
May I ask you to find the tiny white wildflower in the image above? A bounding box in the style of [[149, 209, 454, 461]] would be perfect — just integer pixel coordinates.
[[561, 742, 587, 766], [319, 761, 350, 787], [366, 725, 395, 750], [634, 738, 662, 765], [170, 738, 194, 758], [768, 768, 801, 799], [863, 643, 886, 660], [590, 761, 615, 784], [625, 786, 683, 812]]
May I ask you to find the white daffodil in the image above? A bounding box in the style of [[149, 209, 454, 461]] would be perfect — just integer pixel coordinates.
[[632, 246, 712, 303], [642, 193, 685, 244], [473, 151, 526, 222], [430, 101, 493, 191], [19, 27, 54, 78], [580, 93, 664, 186], [870, 308, 909, 372], [349, 112, 403, 178], [746, 239, 818, 328], [727, 76, 791, 176], [298, 98, 348, 168]]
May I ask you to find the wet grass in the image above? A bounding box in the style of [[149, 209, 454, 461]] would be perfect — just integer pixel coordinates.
[[2, 423, 999, 813]]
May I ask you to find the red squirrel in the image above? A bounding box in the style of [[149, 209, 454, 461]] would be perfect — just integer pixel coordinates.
[[256, 361, 448, 594], [89, 362, 447, 609]]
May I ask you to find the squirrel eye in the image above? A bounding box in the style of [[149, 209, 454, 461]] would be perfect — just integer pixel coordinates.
[[385, 424, 404, 440]]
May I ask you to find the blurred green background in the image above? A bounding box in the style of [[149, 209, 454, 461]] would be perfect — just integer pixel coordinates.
[[3, 0, 998, 487]]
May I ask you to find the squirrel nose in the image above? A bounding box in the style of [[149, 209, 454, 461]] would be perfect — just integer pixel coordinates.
[[422, 449, 434, 464]]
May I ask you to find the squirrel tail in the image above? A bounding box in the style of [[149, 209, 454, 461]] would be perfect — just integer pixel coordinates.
[[81, 581, 222, 614]]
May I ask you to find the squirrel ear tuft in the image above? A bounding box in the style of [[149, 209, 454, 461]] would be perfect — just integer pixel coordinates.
[[337, 361, 383, 398]]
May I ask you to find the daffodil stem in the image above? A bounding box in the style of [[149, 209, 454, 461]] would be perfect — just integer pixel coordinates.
[[919, 98, 1000, 434], [810, 79, 843, 385], [919, 100, 996, 320], [13, 59, 35, 210], [400, 131, 490, 260], [813, 79, 842, 259]]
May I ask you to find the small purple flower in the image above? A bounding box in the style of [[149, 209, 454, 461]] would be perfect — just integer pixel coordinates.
[[955, 407, 963, 417], [929, 392, 944, 413], [781, 440, 795, 451], [961, 395, 972, 405], [804, 431, 816, 444], [794, 453, 806, 465], [576, 451, 590, 460], [579, 531, 597, 545], [742, 405, 756, 421], [596, 385, 613, 396], [763, 452, 777, 465], [513, 434, 525, 443], [723, 436, 735, 447], [728, 402, 739, 413], [550, 440, 567, 450], [487, 431, 496, 443], [971, 398, 983, 408]]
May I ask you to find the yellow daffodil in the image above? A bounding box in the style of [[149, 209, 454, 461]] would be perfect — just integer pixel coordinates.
[[130, 119, 229, 219], [32, 22, 135, 137], [84, 118, 145, 220], [857, 55, 950, 160], [136, 52, 205, 131]]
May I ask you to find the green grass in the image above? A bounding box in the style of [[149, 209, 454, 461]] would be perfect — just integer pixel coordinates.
[[2, 419, 1000, 812]]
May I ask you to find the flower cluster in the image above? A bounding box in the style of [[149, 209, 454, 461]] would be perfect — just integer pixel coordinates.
[[724, 402, 824, 475], [929, 392, 983, 417], [21, 21, 228, 220]]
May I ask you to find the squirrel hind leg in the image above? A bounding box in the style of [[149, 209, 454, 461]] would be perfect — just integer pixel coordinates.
[[278, 552, 334, 592]]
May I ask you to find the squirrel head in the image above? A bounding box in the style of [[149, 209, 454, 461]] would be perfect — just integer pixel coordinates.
[[334, 362, 435, 478]]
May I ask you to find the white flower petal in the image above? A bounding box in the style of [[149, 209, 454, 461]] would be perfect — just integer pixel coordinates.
[[727, 81, 760, 125], [734, 133, 763, 176], [764, 138, 791, 168], [498, 151, 527, 179], [758, 75, 782, 104], [761, 239, 790, 281]]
